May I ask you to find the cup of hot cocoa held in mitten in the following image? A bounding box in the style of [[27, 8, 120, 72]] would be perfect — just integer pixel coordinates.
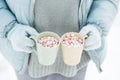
[[61, 32, 85, 66], [30, 31, 60, 65]]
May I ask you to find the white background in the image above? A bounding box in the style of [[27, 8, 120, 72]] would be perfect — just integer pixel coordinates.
[[0, 3, 120, 80]]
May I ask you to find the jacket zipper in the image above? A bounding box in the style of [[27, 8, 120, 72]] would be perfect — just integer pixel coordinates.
[[79, 0, 84, 30], [29, 0, 35, 26]]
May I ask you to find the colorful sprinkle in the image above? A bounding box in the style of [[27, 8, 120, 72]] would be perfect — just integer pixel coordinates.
[[38, 36, 59, 48], [62, 33, 83, 48]]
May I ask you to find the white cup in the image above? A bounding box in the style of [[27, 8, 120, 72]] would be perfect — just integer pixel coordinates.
[[30, 31, 60, 65]]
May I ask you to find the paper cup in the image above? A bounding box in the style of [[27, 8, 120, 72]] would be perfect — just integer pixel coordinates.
[[61, 32, 85, 66], [30, 31, 60, 65]]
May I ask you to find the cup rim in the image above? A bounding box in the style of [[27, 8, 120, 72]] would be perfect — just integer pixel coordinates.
[[36, 31, 61, 48], [61, 32, 85, 48]]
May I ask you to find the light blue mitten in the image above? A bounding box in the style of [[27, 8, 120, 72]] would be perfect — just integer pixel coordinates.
[[79, 24, 101, 51], [7, 23, 39, 53]]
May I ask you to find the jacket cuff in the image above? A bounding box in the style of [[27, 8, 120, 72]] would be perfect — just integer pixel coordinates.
[[0, 7, 17, 38], [86, 22, 109, 37], [2, 20, 17, 38], [85, 23, 103, 37]]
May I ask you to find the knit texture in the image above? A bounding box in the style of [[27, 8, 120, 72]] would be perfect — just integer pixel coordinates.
[[28, 49, 90, 78], [17, 63, 87, 80]]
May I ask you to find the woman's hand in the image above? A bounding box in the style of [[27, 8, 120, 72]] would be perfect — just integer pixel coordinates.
[[79, 24, 101, 51], [7, 24, 39, 53]]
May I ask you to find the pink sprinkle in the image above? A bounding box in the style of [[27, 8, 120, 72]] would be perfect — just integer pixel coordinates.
[[62, 33, 83, 47], [38, 36, 59, 48]]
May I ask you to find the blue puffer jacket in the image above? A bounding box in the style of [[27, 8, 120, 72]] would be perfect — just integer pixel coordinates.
[[0, 0, 119, 74]]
